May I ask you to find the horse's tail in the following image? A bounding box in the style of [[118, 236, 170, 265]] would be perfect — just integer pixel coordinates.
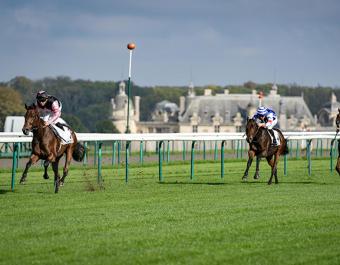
[[283, 138, 289, 155], [72, 142, 86, 162]]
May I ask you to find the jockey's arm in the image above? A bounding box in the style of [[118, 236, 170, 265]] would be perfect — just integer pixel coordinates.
[[265, 113, 277, 129], [47, 101, 61, 125]]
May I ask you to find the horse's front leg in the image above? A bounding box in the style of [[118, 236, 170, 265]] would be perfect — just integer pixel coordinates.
[[43, 160, 50, 179], [52, 158, 61, 193], [242, 150, 255, 181], [60, 148, 73, 186], [20, 154, 40, 184], [253, 156, 261, 180], [268, 154, 279, 185]]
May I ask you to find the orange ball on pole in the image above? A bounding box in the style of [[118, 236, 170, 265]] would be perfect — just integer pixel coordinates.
[[127, 43, 136, 50]]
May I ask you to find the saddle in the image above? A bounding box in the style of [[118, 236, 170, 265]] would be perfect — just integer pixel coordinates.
[[268, 128, 281, 146], [49, 122, 74, 145]]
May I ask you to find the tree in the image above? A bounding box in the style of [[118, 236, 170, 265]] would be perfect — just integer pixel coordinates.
[[0, 86, 25, 130], [62, 114, 88, 133], [9, 76, 34, 103], [244, 81, 257, 90], [95, 120, 119, 133]]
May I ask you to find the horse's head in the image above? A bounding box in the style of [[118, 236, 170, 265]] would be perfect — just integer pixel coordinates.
[[22, 104, 40, 135], [245, 117, 259, 144]]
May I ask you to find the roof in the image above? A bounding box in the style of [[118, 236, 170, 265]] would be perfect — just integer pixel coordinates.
[[154, 100, 179, 113], [180, 93, 315, 125]]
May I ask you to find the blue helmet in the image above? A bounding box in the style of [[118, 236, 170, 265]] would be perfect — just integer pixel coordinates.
[[256, 106, 268, 116]]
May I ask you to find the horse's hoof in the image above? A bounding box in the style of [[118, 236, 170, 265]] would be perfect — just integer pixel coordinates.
[[43, 174, 49, 180], [267, 181, 272, 185], [254, 174, 260, 180], [60, 182, 64, 187], [242, 176, 248, 182], [19, 179, 26, 184]]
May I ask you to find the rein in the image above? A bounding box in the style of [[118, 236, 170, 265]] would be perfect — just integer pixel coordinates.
[[248, 123, 261, 144]]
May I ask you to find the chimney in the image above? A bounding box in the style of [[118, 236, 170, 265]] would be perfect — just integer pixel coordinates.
[[204, 89, 212, 96], [179, 96, 185, 114], [134, 96, 140, 122]]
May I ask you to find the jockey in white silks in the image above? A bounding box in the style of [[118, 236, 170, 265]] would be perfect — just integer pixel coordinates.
[[252, 106, 280, 146], [36, 90, 73, 144]]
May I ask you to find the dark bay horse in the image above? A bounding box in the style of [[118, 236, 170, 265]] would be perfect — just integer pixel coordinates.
[[21, 104, 85, 193], [243, 118, 289, 184]]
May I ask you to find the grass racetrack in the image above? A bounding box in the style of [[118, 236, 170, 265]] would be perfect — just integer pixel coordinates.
[[1, 159, 340, 264]]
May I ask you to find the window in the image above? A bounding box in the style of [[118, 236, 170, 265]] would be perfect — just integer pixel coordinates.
[[192, 125, 198, 133], [214, 125, 220, 133]]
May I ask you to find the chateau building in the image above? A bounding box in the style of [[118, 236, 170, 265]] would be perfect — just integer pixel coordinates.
[[111, 81, 319, 133]]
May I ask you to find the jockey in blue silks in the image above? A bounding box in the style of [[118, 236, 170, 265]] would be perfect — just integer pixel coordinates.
[[252, 106, 278, 145]]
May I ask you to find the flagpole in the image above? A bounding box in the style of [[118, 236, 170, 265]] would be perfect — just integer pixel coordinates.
[[126, 42, 136, 133]]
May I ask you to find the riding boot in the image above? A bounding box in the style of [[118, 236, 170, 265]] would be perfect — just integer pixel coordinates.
[[269, 129, 278, 146]]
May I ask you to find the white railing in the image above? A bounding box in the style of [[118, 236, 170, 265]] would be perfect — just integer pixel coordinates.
[[1, 131, 339, 192], [0, 131, 339, 143]]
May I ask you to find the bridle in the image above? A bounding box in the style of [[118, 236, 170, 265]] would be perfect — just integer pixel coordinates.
[[24, 110, 41, 133], [246, 121, 261, 144]]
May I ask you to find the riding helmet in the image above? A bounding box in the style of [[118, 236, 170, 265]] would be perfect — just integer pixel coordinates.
[[36, 90, 49, 102]]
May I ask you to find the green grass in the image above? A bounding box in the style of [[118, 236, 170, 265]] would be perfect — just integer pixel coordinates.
[[1, 159, 340, 265]]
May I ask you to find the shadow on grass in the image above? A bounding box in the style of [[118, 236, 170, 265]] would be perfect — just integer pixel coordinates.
[[159, 181, 227, 186], [0, 189, 11, 194], [159, 180, 334, 186]]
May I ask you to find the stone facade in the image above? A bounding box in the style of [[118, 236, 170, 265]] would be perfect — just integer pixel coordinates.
[[112, 81, 322, 133]]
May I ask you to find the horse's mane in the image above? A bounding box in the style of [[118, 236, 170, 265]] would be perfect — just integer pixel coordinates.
[[247, 118, 257, 127]]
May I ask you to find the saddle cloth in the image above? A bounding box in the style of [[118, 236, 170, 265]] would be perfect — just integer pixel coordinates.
[[41, 117, 73, 145], [269, 129, 281, 146]]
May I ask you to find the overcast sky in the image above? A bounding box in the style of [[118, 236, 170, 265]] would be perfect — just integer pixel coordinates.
[[0, 0, 339, 87]]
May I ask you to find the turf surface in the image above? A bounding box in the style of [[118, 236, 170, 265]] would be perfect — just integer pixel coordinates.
[[1, 159, 340, 265]]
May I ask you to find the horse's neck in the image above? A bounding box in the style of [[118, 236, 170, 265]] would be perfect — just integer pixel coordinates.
[[255, 128, 270, 149], [33, 119, 51, 138]]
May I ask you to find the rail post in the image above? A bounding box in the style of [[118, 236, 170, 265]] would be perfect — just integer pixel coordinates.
[[83, 142, 88, 166], [94, 141, 97, 166], [190, 141, 196, 180], [182, 141, 186, 160], [236, 140, 240, 159], [11, 142, 19, 192], [307, 139, 312, 176], [125, 141, 131, 183], [97, 142, 102, 184], [140, 141, 144, 165], [112, 141, 116, 165], [117, 141, 121, 164], [158, 141, 164, 182], [166, 140, 170, 163], [240, 140, 243, 158], [330, 139, 335, 172], [221, 140, 226, 179], [203, 141, 206, 160]]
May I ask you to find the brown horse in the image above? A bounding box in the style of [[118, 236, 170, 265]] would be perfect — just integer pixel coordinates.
[[243, 118, 289, 184], [334, 108, 340, 174], [21, 104, 85, 193]]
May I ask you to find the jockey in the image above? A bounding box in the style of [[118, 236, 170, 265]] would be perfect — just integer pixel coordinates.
[[36, 90, 62, 128], [36, 90, 73, 144], [252, 106, 278, 145]]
